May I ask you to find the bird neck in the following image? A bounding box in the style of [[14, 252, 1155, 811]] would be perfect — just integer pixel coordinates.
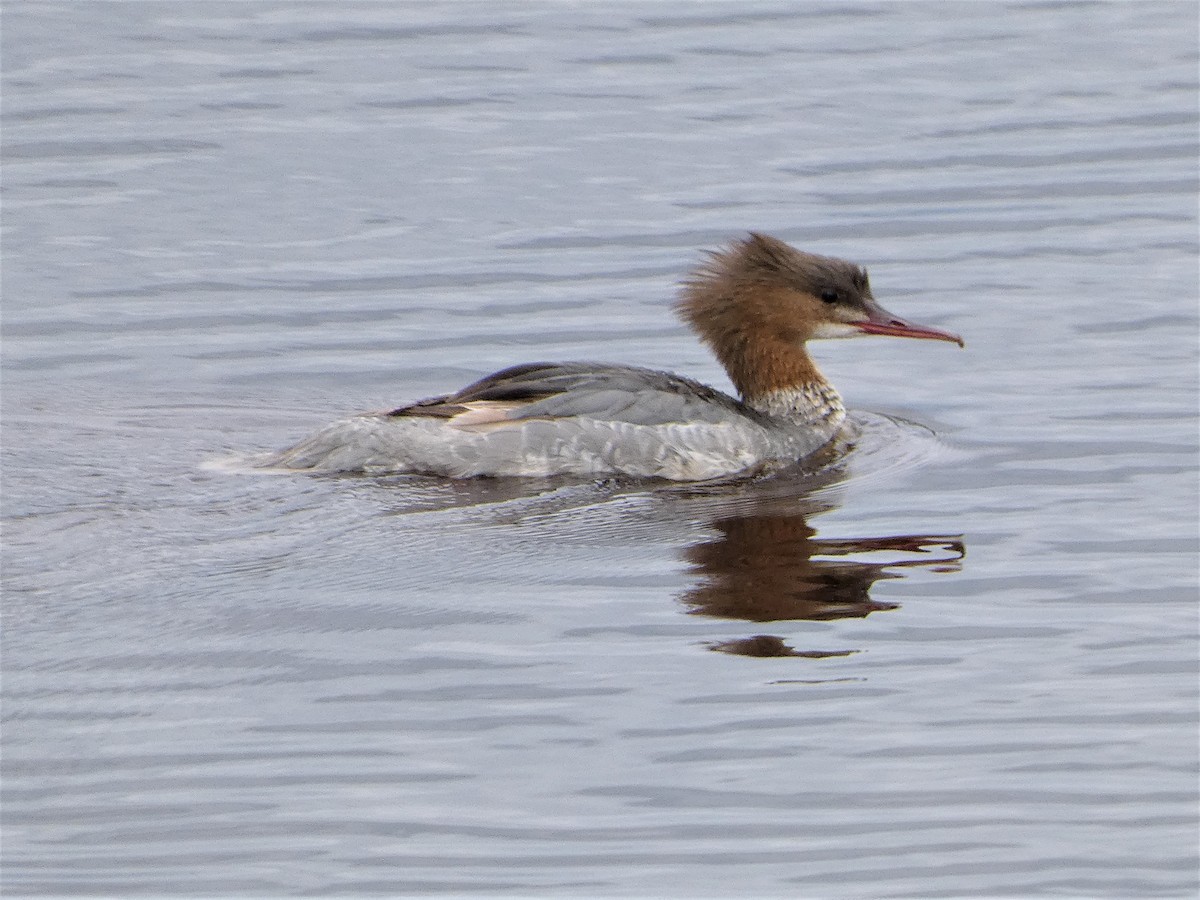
[[720, 339, 845, 427]]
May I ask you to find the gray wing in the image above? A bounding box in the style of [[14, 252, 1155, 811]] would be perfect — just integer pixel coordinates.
[[390, 362, 762, 428]]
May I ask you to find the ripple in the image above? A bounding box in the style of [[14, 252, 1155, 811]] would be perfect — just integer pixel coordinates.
[[1, 138, 221, 160], [837, 409, 967, 489]]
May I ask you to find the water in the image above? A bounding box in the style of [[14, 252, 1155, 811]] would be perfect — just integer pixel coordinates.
[[3, 2, 1197, 897]]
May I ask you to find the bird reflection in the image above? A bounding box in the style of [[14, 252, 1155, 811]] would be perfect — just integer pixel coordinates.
[[706, 635, 860, 659], [678, 506, 963, 658]]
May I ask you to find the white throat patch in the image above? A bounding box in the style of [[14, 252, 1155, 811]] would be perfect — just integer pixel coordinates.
[[809, 321, 865, 341]]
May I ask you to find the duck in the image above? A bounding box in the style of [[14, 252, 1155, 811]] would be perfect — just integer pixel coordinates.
[[260, 233, 962, 481]]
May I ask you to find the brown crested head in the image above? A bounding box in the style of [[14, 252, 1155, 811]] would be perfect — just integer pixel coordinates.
[[676, 233, 874, 346], [674, 233, 961, 402]]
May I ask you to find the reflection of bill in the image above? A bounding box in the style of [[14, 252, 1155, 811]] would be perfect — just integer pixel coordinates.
[[678, 514, 964, 658]]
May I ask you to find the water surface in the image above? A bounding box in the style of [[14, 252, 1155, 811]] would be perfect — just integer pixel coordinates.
[[3, 2, 1197, 897]]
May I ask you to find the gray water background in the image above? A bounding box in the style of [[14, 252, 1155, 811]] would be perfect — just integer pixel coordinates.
[[3, 2, 1198, 897]]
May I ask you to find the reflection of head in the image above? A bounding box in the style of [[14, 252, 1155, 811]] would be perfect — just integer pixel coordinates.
[[681, 512, 963, 625]]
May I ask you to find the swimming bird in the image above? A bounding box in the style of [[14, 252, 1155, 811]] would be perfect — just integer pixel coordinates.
[[263, 233, 961, 480]]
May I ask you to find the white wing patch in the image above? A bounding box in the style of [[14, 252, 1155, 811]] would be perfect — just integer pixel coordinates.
[[445, 401, 526, 430]]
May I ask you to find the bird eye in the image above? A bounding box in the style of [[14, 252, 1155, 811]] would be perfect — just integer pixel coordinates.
[[820, 288, 839, 303]]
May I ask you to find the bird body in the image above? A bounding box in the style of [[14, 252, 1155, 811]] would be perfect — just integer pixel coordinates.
[[262, 234, 961, 480]]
